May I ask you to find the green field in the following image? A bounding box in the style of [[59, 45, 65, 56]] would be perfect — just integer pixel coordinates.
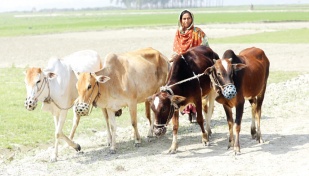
[[0, 5, 308, 37], [212, 28, 309, 44], [0, 5, 308, 150]]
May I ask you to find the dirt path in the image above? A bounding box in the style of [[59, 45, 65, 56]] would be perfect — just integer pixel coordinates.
[[0, 22, 309, 175]]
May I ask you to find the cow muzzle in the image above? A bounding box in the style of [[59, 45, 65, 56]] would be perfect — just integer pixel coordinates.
[[222, 84, 237, 99], [153, 125, 167, 137], [75, 102, 90, 116], [24, 97, 38, 111]]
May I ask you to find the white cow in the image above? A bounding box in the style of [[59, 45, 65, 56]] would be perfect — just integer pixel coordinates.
[[24, 50, 102, 162]]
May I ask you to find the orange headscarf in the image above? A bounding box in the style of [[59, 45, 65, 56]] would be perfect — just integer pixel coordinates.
[[173, 10, 206, 55]]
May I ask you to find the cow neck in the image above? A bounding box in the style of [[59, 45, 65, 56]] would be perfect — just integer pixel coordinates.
[[42, 76, 74, 110], [160, 55, 205, 97], [181, 55, 200, 83], [180, 55, 203, 96]]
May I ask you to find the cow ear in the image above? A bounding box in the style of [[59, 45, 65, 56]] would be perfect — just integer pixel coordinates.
[[43, 68, 57, 80], [47, 72, 57, 80], [73, 71, 80, 78], [170, 95, 186, 104], [204, 66, 214, 75], [96, 75, 110, 83], [232, 64, 246, 71]]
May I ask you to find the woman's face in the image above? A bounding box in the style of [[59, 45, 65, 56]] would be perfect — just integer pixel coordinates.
[[181, 13, 192, 29]]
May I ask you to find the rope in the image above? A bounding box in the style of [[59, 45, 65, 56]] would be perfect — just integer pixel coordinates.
[[42, 77, 75, 111], [163, 72, 205, 89]]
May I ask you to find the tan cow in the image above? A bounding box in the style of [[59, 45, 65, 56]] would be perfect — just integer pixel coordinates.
[[75, 47, 170, 153]]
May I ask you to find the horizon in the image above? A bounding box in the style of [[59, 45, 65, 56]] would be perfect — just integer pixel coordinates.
[[1, 0, 309, 13]]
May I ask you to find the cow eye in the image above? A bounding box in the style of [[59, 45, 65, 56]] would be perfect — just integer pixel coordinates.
[[36, 80, 41, 84], [217, 72, 221, 76], [87, 84, 92, 90]]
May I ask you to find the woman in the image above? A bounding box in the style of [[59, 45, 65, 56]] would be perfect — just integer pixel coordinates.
[[172, 9, 210, 123]]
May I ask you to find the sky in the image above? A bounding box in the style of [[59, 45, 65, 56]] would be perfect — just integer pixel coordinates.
[[0, 0, 309, 13]]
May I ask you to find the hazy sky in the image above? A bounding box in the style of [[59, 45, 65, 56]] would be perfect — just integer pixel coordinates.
[[1, 0, 308, 12]]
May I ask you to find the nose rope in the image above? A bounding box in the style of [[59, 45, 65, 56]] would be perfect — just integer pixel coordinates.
[[76, 81, 101, 116], [209, 69, 237, 99], [210, 70, 234, 89], [32, 77, 47, 101], [87, 82, 101, 116], [154, 97, 177, 127]]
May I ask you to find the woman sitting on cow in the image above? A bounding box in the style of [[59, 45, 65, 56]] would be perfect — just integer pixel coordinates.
[[171, 9, 210, 122]]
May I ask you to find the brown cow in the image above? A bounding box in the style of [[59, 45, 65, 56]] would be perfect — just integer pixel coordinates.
[[74, 47, 170, 153], [147, 45, 219, 153], [204, 47, 270, 154]]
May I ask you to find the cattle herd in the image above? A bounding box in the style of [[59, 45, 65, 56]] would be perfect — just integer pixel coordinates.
[[24, 45, 269, 162]]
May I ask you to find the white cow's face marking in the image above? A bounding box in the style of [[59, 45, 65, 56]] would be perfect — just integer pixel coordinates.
[[222, 59, 229, 71], [154, 96, 160, 110]]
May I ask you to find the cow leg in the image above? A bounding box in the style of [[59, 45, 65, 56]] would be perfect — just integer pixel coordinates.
[[69, 106, 80, 140], [249, 98, 258, 140], [234, 102, 245, 154], [223, 105, 234, 150], [169, 111, 179, 154], [51, 115, 60, 162], [196, 99, 209, 146], [51, 111, 81, 162], [107, 110, 117, 154], [129, 103, 141, 147], [145, 101, 154, 139], [255, 85, 267, 143], [101, 108, 112, 146], [203, 89, 216, 137]]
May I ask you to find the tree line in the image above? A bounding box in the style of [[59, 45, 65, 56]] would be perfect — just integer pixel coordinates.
[[110, 0, 224, 9]]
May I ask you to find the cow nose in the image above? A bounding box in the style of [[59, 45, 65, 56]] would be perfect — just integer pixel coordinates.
[[75, 103, 90, 116], [222, 84, 237, 99], [24, 97, 37, 111], [153, 126, 167, 137]]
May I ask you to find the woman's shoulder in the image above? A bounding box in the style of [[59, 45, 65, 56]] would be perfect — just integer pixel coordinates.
[[194, 26, 204, 32]]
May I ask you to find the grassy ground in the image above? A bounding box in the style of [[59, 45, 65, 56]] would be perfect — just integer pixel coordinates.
[[0, 5, 308, 37]]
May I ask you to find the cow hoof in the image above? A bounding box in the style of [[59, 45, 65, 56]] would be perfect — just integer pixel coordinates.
[[208, 130, 212, 137], [227, 141, 234, 150], [77, 151, 84, 155], [168, 149, 177, 154], [75, 144, 81, 152], [251, 133, 257, 140], [203, 141, 210, 146], [147, 136, 153, 142], [257, 137, 264, 143], [109, 149, 116, 154], [234, 151, 241, 156], [168, 147, 177, 154], [50, 156, 57, 162], [134, 143, 141, 147]]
